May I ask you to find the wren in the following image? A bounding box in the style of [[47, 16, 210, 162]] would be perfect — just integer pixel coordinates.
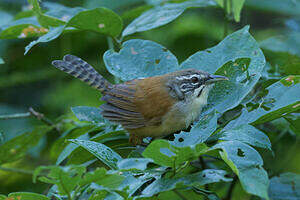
[[52, 55, 228, 145]]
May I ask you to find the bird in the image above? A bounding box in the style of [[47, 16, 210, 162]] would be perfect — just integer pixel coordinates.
[[52, 54, 228, 145]]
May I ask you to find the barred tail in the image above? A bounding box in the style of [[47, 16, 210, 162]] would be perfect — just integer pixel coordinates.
[[52, 54, 112, 93]]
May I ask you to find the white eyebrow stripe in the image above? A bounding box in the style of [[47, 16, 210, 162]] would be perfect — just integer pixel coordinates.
[[176, 74, 201, 81]]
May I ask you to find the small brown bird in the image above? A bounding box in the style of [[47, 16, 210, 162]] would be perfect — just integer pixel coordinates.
[[52, 55, 228, 145]]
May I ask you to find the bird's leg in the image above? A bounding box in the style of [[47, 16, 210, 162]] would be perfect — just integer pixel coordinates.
[[129, 134, 144, 146]]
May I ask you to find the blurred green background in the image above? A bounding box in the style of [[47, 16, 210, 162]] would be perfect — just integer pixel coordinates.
[[0, 0, 299, 197]]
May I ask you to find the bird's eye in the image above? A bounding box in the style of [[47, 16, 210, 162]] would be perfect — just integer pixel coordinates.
[[191, 76, 198, 83]]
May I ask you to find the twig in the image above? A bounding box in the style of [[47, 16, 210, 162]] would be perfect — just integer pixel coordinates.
[[0, 107, 59, 132], [0, 166, 34, 175], [224, 175, 238, 200], [28, 107, 54, 127], [0, 112, 31, 120]]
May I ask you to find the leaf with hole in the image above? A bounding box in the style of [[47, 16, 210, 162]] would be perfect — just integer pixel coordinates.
[[212, 141, 269, 199], [216, 124, 272, 150], [182, 26, 265, 114], [143, 139, 208, 167], [104, 39, 179, 81], [226, 76, 300, 129], [171, 110, 217, 147], [140, 169, 231, 198]]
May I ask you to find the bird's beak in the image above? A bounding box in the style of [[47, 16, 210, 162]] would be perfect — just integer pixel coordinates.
[[206, 74, 229, 84]]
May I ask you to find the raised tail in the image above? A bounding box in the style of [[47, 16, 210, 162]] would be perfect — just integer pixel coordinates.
[[52, 54, 112, 93]]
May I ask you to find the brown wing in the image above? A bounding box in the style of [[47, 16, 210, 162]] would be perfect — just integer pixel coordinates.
[[100, 76, 176, 130]]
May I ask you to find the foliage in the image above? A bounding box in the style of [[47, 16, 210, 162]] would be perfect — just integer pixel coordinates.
[[0, 0, 299, 200]]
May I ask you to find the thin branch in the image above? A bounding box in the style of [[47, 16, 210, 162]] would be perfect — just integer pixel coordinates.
[[0, 107, 59, 132], [0, 166, 34, 175], [28, 107, 54, 127], [0, 112, 31, 120]]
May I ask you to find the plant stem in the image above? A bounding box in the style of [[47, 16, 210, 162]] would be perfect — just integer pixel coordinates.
[[199, 156, 209, 190], [224, 175, 238, 200], [174, 190, 188, 200], [0, 166, 34, 175], [223, 0, 229, 38]]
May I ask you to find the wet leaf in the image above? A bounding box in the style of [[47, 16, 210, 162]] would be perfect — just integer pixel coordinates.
[[212, 141, 269, 199], [68, 8, 123, 37], [143, 139, 208, 167], [269, 173, 300, 200], [171, 110, 217, 147], [104, 39, 179, 81], [122, 0, 216, 36], [217, 124, 272, 150], [71, 106, 105, 124], [182, 26, 265, 114], [117, 158, 153, 170], [140, 169, 231, 197], [69, 139, 122, 169], [25, 25, 65, 55], [0, 126, 51, 165], [226, 76, 300, 128]]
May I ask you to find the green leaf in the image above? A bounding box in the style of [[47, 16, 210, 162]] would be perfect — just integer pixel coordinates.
[[28, 0, 65, 27], [140, 169, 231, 197], [67, 8, 123, 37], [79, 167, 124, 188], [122, 0, 216, 36], [43, 2, 85, 23], [284, 113, 300, 135], [217, 124, 272, 150], [0, 195, 6, 200], [214, 0, 245, 22], [0, 17, 42, 39], [6, 192, 49, 200], [55, 133, 90, 165], [227, 76, 300, 128], [24, 25, 65, 55], [69, 139, 122, 169], [268, 173, 300, 200], [0, 126, 51, 164], [117, 158, 153, 170], [171, 110, 217, 147], [104, 39, 179, 81], [143, 139, 208, 167], [260, 32, 300, 57], [212, 141, 269, 199], [71, 106, 105, 123], [85, 0, 141, 10], [34, 165, 86, 196], [245, 0, 300, 16], [182, 26, 265, 114]]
